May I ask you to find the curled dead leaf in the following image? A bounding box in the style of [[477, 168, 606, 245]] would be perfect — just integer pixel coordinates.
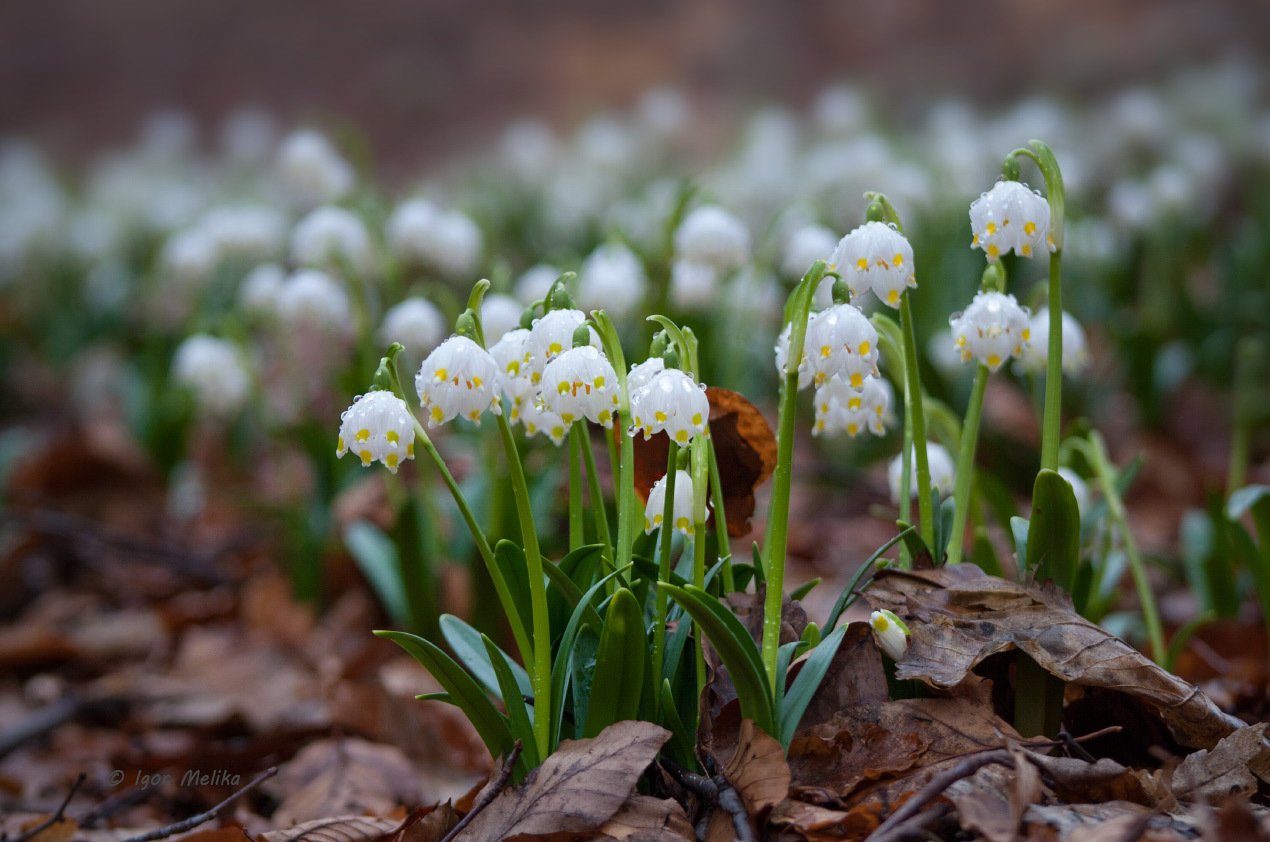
[[630, 387, 776, 537], [259, 815, 402, 842]]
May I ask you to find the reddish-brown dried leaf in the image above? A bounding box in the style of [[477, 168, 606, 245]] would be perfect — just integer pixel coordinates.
[[630, 387, 776, 537], [258, 816, 402, 842], [452, 721, 670, 841], [593, 795, 694, 841], [1172, 723, 1270, 802], [864, 565, 1244, 751], [269, 739, 428, 827]]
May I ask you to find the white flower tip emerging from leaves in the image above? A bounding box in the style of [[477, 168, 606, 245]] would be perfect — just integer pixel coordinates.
[[674, 205, 750, 271], [629, 368, 710, 445], [804, 303, 879, 388], [870, 610, 910, 661], [888, 442, 956, 503], [336, 390, 416, 473], [829, 221, 915, 308], [540, 345, 620, 427], [415, 336, 503, 427], [949, 291, 1031, 372], [644, 469, 695, 535], [291, 205, 373, 273], [814, 374, 891, 438], [1018, 307, 1090, 376], [378, 298, 445, 354], [172, 335, 251, 417], [970, 180, 1054, 261]]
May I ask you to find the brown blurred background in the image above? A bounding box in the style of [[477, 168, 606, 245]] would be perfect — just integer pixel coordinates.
[[2, 0, 1267, 170]]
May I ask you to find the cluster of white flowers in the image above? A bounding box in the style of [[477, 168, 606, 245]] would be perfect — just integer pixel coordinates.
[[969, 181, 1054, 261], [629, 367, 710, 445], [829, 221, 915, 308], [336, 390, 416, 473], [670, 205, 750, 310], [386, 199, 483, 277], [949, 291, 1031, 372], [888, 442, 956, 503], [172, 334, 252, 416], [814, 375, 891, 439]]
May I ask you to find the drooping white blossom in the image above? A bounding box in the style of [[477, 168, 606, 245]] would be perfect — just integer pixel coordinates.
[[172, 334, 252, 417], [804, 302, 879, 388], [774, 322, 814, 390], [674, 205, 750, 271], [669, 259, 720, 310], [291, 205, 374, 273], [481, 294, 524, 346], [888, 442, 956, 503], [870, 610, 909, 661], [276, 129, 354, 208], [1017, 307, 1090, 376], [782, 223, 838, 280], [276, 269, 351, 333], [829, 220, 915, 308], [949, 291, 1031, 372], [528, 309, 598, 383], [626, 357, 666, 394], [336, 390, 416, 473], [238, 263, 286, 316], [415, 336, 503, 427], [629, 368, 710, 445], [578, 242, 647, 318], [644, 469, 695, 535], [540, 345, 620, 427], [379, 298, 446, 354], [969, 180, 1054, 260]]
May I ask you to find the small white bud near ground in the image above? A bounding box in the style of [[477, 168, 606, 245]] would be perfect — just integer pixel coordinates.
[[870, 609, 910, 661]]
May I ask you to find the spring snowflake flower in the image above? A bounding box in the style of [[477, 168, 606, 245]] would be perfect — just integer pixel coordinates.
[[528, 309, 598, 383], [540, 345, 620, 427], [239, 263, 285, 316], [490, 327, 536, 420], [172, 335, 251, 417], [627, 357, 666, 393], [629, 368, 710, 445], [970, 181, 1054, 260], [644, 469, 695, 535], [782, 223, 838, 280], [804, 302, 879, 388], [336, 390, 416, 473], [385, 199, 439, 260], [379, 298, 445, 354], [291, 205, 374, 273], [829, 221, 915, 308], [578, 242, 647, 318], [276, 129, 353, 208], [415, 336, 503, 427], [888, 442, 956, 503], [949, 291, 1031, 372], [160, 228, 220, 287], [520, 399, 568, 446], [276, 269, 351, 332], [870, 610, 909, 661], [481, 294, 524, 346], [1017, 307, 1090, 376], [774, 323, 814, 390], [813, 374, 890, 438], [674, 205, 750, 271], [669, 259, 721, 310], [385, 200, 482, 276]]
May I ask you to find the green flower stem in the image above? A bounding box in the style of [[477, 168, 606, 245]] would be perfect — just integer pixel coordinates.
[[594, 312, 636, 582], [407, 417, 530, 663], [900, 293, 935, 551], [1083, 432, 1166, 662], [568, 423, 585, 550], [579, 426, 614, 564], [706, 443, 734, 592], [946, 365, 989, 565], [1041, 251, 1064, 473], [762, 261, 824, 695], [495, 414, 552, 759], [691, 436, 710, 702], [651, 441, 680, 717]]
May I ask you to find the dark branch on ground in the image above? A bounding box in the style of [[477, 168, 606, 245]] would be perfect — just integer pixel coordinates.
[[118, 766, 277, 842], [7, 773, 85, 842]]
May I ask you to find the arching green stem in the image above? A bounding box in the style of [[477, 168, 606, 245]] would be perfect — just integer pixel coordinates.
[[651, 442, 680, 717]]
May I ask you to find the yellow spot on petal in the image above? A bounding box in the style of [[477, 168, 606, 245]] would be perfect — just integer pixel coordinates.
[[598, 410, 611, 424], [435, 367, 447, 381], [971, 234, 980, 246], [337, 436, 346, 453], [355, 428, 370, 441], [859, 340, 870, 356], [531, 372, 541, 384], [561, 413, 575, 423], [956, 335, 967, 347], [986, 222, 997, 235], [385, 453, 399, 468], [871, 614, 889, 632], [468, 410, 481, 421], [987, 354, 1001, 369], [850, 373, 863, 389], [407, 442, 414, 457], [847, 423, 859, 436], [359, 450, 373, 466], [653, 514, 663, 526], [892, 253, 903, 267], [675, 430, 688, 444], [675, 516, 690, 531], [472, 376, 483, 388], [548, 342, 562, 355], [856, 258, 868, 271], [430, 406, 444, 422], [593, 376, 605, 388], [386, 430, 399, 444], [551, 425, 565, 439], [1022, 328, 1031, 341], [886, 289, 899, 305], [557, 381, 570, 394], [987, 244, 1000, 258], [1020, 244, 1032, 257], [848, 396, 862, 410], [655, 411, 667, 423], [820, 344, 832, 358], [691, 412, 702, 426], [1024, 221, 1037, 235]]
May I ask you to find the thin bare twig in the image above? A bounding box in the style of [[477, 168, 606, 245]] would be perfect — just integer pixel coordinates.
[[867, 750, 1014, 842], [440, 741, 522, 842], [118, 767, 276, 842], [7, 773, 85, 842]]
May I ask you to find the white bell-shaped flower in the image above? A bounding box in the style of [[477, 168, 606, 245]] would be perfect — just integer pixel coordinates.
[[378, 297, 445, 354], [626, 357, 666, 393], [490, 327, 537, 417], [870, 610, 910, 661], [276, 269, 351, 333], [774, 323, 814, 390], [629, 368, 710, 445], [644, 469, 695, 535], [528, 309, 599, 383], [238, 262, 285, 316], [782, 223, 838, 280], [290, 205, 374, 273], [276, 129, 353, 209], [829, 221, 915, 308], [514, 263, 561, 304], [415, 335, 503, 427], [804, 302, 879, 388], [385, 198, 439, 261], [669, 259, 721, 310], [888, 442, 956, 503], [578, 242, 647, 318], [520, 399, 568, 446], [172, 334, 252, 417], [481, 294, 523, 346], [336, 390, 416, 473], [673, 205, 750, 271], [1017, 307, 1090, 376], [949, 291, 1031, 372], [813, 374, 890, 438], [540, 345, 620, 427], [970, 180, 1054, 261]]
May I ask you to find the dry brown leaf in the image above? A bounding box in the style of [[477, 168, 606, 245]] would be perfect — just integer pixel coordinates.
[[174, 828, 253, 842], [593, 795, 694, 841], [1022, 801, 1197, 841], [1172, 722, 1270, 802], [865, 565, 1244, 751], [1025, 753, 1170, 807], [257, 815, 401, 842], [269, 739, 427, 827], [721, 719, 790, 817], [452, 720, 670, 841], [630, 387, 776, 537], [1009, 743, 1042, 831], [946, 762, 1016, 842]]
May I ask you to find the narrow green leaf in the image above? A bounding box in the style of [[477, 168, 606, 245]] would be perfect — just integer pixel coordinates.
[[583, 588, 647, 737], [779, 624, 848, 748], [344, 521, 408, 625], [1027, 469, 1081, 588], [1227, 485, 1270, 521], [663, 584, 776, 737], [481, 634, 540, 772], [493, 540, 533, 645], [440, 614, 533, 702], [1010, 516, 1030, 573], [825, 528, 910, 630], [375, 630, 513, 761], [789, 578, 821, 602]]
